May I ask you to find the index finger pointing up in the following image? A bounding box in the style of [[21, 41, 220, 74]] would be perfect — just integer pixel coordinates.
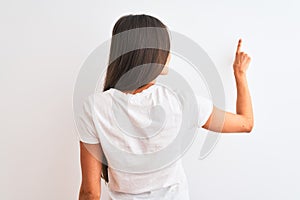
[[236, 39, 242, 54]]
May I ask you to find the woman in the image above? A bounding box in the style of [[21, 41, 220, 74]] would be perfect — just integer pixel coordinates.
[[78, 14, 253, 200]]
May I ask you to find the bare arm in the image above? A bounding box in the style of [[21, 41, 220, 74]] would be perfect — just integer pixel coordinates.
[[202, 39, 254, 133], [79, 142, 102, 200]]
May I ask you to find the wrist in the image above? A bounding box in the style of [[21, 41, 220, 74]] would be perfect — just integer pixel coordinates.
[[234, 70, 247, 77]]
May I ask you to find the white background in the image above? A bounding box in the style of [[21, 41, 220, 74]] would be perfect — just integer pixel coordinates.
[[1, 0, 300, 199]]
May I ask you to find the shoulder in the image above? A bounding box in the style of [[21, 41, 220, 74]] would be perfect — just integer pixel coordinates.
[[83, 89, 115, 112], [86, 89, 115, 102], [152, 84, 181, 100]]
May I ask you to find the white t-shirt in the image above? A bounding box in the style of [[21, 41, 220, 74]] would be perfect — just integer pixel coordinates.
[[76, 84, 213, 200]]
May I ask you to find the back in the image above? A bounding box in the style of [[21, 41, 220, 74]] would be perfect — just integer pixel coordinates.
[[77, 84, 213, 199]]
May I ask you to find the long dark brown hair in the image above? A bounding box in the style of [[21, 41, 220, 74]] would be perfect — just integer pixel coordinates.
[[101, 14, 170, 183]]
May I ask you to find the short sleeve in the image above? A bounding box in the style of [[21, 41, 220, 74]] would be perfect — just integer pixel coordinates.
[[196, 95, 213, 127], [172, 88, 213, 128], [76, 96, 100, 144]]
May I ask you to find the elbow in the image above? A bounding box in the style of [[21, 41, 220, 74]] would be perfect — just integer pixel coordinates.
[[245, 119, 254, 133], [245, 125, 253, 133]]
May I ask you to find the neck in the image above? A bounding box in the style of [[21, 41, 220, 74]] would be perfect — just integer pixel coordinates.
[[125, 80, 156, 94]]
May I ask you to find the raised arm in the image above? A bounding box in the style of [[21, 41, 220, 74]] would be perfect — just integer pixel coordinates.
[[202, 39, 254, 133], [79, 142, 102, 200]]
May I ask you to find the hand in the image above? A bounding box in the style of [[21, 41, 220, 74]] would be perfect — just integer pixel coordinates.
[[233, 39, 251, 75]]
